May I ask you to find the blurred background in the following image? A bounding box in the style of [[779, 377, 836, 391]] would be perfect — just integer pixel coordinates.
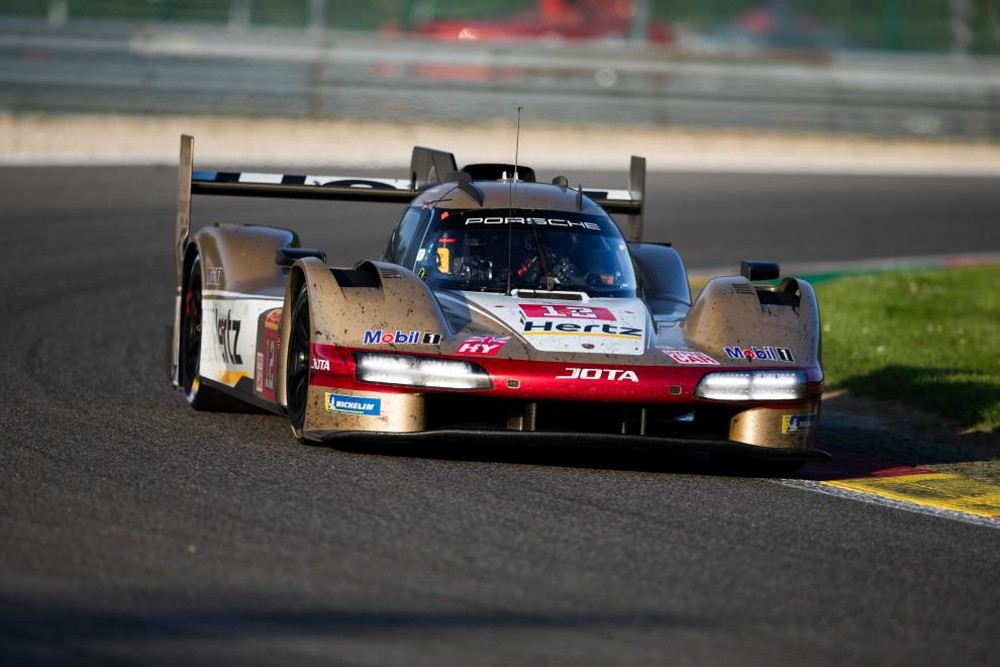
[[1, 0, 998, 139]]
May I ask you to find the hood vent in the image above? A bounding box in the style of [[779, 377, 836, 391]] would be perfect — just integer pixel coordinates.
[[378, 268, 405, 280]]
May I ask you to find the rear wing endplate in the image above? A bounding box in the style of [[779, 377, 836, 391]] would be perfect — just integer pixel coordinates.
[[580, 155, 645, 243]]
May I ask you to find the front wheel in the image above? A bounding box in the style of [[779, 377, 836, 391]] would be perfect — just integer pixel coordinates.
[[179, 254, 230, 411], [286, 287, 312, 440]]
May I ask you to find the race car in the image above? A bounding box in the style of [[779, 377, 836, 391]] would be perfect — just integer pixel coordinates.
[[169, 135, 826, 468]]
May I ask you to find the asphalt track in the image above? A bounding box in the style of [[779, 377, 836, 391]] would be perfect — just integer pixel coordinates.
[[2, 165, 999, 666]]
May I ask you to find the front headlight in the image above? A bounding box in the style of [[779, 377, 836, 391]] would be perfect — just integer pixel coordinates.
[[695, 371, 806, 401], [355, 353, 492, 390]]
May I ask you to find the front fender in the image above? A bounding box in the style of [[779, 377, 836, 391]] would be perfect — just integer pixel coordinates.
[[682, 276, 822, 368], [277, 259, 450, 409]]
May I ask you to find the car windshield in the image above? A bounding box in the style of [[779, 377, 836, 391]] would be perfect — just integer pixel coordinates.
[[411, 208, 637, 297]]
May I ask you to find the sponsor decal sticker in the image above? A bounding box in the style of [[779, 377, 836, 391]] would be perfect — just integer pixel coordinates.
[[724, 345, 795, 363], [326, 393, 381, 417], [363, 330, 441, 346], [311, 357, 330, 372], [217, 312, 243, 365], [523, 320, 641, 339], [264, 309, 282, 330], [520, 304, 615, 321], [205, 267, 224, 287], [663, 349, 721, 366], [264, 339, 277, 392], [782, 414, 813, 434], [556, 367, 639, 382], [254, 352, 265, 393], [464, 216, 600, 231], [456, 335, 510, 356]]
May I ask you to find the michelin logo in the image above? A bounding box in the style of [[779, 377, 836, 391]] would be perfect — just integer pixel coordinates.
[[781, 414, 813, 434], [326, 393, 381, 417]]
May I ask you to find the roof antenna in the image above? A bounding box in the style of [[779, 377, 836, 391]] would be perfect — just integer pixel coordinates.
[[506, 106, 524, 295], [513, 105, 523, 182]]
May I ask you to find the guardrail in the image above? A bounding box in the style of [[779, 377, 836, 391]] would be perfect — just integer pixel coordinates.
[[1, 20, 998, 138]]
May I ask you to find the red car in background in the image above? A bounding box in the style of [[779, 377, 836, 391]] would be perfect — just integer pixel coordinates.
[[390, 0, 673, 46]]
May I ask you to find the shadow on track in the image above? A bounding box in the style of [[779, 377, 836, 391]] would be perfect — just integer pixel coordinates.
[[325, 437, 810, 480], [0, 596, 699, 665]]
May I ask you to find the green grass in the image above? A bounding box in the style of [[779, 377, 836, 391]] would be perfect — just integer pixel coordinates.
[[813, 265, 1000, 433]]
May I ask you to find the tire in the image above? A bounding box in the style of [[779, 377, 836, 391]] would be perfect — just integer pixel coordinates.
[[286, 287, 312, 439], [179, 254, 232, 411]]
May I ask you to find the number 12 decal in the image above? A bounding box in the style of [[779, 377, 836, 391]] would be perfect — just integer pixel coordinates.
[[519, 304, 616, 321]]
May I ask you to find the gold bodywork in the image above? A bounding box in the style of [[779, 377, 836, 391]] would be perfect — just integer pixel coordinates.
[[730, 403, 821, 449], [683, 276, 822, 368], [304, 390, 427, 439]]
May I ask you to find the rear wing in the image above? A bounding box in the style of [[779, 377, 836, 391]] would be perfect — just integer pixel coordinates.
[[175, 135, 645, 288], [175, 134, 453, 288]]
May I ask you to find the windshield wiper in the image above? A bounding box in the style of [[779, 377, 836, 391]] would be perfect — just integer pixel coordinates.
[[514, 219, 557, 293]]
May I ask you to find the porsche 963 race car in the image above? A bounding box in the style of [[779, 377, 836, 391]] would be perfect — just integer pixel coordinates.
[[169, 135, 826, 468]]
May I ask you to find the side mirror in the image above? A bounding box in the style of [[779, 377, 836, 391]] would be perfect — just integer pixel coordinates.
[[740, 260, 780, 281], [276, 248, 327, 268]]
